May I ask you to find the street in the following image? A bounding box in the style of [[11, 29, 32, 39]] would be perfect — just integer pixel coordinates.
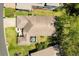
[[0, 3, 8, 56]]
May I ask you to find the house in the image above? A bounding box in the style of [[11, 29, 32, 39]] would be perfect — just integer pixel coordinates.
[[16, 16, 56, 45], [43, 3, 61, 10], [16, 3, 44, 11], [16, 3, 60, 11], [31, 46, 59, 56], [4, 3, 15, 9]]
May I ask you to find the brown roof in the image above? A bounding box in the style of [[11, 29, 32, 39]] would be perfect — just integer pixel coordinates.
[[16, 16, 29, 28], [16, 16, 56, 36], [4, 3, 15, 9]]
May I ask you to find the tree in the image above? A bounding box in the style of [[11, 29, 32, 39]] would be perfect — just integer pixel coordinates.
[[44, 3, 47, 6], [63, 3, 79, 15], [56, 13, 79, 55]]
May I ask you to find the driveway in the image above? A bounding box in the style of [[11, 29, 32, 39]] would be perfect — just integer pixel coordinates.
[[3, 18, 16, 28]]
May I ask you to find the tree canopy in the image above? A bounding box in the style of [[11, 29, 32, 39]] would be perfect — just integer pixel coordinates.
[[55, 3, 79, 56]]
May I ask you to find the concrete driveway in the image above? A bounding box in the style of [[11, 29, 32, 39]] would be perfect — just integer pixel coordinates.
[[3, 18, 16, 28]]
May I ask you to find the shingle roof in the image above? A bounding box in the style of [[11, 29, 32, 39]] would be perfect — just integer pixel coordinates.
[[16, 16, 29, 28], [17, 16, 56, 36]]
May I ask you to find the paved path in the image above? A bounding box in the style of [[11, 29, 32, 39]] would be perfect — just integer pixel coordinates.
[[3, 18, 16, 28]]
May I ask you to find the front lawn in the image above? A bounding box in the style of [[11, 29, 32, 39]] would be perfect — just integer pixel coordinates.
[[5, 27, 36, 56], [5, 27, 54, 55], [5, 27, 28, 55], [4, 8, 16, 18], [5, 27, 16, 46], [16, 10, 32, 16]]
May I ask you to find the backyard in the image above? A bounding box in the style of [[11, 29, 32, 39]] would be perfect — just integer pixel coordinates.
[[4, 8, 16, 18], [4, 7, 65, 17], [16, 10, 32, 16]]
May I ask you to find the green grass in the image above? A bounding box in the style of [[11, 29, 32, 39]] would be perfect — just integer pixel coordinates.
[[5, 27, 16, 46], [4, 7, 65, 17], [5, 27, 36, 56], [32, 9, 65, 16], [16, 10, 32, 16], [4, 8, 16, 18], [16, 10, 54, 16], [5, 27, 28, 56], [9, 45, 29, 56], [5, 27, 53, 55], [32, 10, 54, 16], [75, 4, 79, 8], [53, 9, 66, 16], [4, 7, 32, 17]]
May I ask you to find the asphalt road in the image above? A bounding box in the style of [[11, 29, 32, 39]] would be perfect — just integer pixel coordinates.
[[0, 3, 8, 56]]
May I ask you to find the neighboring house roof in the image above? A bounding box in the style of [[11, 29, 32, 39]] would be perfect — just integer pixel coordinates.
[[47, 3, 60, 6], [4, 3, 61, 10], [16, 3, 60, 11], [16, 3, 33, 11], [31, 46, 59, 56], [17, 16, 56, 36], [16, 3, 44, 11], [4, 3, 15, 9]]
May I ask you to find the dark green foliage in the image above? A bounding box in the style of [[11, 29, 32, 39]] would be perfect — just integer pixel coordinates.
[[35, 43, 43, 50], [44, 3, 47, 6], [56, 14, 79, 56], [35, 42, 49, 51], [63, 3, 79, 16], [55, 3, 79, 56]]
